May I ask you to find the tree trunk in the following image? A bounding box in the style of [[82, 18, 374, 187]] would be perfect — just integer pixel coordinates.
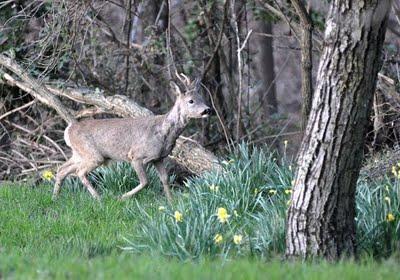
[[285, 0, 392, 260], [257, 20, 278, 117]]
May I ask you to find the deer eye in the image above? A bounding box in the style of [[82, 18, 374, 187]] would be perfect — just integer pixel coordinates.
[[188, 100, 194, 104]]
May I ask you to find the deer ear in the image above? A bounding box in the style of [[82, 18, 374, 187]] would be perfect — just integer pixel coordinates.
[[194, 78, 201, 93], [170, 81, 183, 96]]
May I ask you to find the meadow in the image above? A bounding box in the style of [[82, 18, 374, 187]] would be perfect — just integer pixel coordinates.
[[1, 145, 400, 279]]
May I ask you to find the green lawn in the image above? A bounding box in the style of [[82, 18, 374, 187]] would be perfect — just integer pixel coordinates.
[[1, 183, 400, 279]]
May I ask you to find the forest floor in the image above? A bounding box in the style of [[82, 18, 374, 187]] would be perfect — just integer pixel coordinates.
[[1, 184, 400, 280]]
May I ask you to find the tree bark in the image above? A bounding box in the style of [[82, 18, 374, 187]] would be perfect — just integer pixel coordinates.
[[257, 20, 278, 117], [286, 0, 392, 260]]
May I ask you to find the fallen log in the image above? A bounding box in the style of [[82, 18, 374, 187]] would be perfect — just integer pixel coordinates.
[[0, 54, 221, 175]]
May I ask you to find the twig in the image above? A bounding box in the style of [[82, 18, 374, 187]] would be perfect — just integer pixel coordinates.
[[231, 0, 243, 141], [124, 0, 133, 95], [0, 100, 36, 121], [202, 84, 233, 150], [289, 0, 313, 129], [238, 30, 253, 52], [0, 54, 75, 123], [201, 0, 229, 81]]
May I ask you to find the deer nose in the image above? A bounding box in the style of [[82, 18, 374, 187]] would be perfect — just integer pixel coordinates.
[[201, 108, 212, 116]]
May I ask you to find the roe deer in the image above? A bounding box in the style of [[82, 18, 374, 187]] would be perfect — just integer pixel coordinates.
[[52, 73, 211, 201]]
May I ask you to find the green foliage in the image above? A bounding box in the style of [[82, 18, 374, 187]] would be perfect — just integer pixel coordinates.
[[310, 10, 326, 30], [125, 144, 400, 260], [0, 5, 25, 54], [356, 177, 400, 257], [1, 145, 400, 278], [125, 144, 294, 260]]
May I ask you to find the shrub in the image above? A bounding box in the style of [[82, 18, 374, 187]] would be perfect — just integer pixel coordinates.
[[123, 144, 293, 260], [100, 144, 400, 260]]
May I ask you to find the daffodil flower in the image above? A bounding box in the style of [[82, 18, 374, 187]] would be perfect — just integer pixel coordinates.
[[233, 234, 243, 245], [174, 211, 183, 222], [387, 213, 395, 222], [214, 233, 223, 244], [217, 207, 230, 223], [392, 166, 398, 177], [284, 189, 292, 195], [42, 170, 54, 181], [209, 184, 219, 192]]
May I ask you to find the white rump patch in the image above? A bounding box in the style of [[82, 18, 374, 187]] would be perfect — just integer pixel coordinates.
[[64, 124, 72, 147]]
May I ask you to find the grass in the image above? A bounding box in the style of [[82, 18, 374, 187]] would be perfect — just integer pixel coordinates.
[[1, 185, 399, 280], [1, 145, 400, 279]]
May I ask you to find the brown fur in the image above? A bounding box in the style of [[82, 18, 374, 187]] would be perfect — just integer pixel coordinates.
[[53, 75, 211, 201]]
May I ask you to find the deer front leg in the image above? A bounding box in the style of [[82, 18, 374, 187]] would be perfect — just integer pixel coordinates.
[[120, 160, 148, 200], [154, 160, 172, 202]]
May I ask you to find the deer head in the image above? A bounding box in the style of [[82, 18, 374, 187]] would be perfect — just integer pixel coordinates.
[[170, 72, 212, 120]]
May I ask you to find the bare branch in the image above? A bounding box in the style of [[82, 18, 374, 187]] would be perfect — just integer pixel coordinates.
[[289, 0, 313, 129], [0, 55, 221, 175]]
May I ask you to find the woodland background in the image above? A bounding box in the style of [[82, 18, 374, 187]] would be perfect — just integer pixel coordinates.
[[0, 1, 399, 182], [1, 0, 400, 275]]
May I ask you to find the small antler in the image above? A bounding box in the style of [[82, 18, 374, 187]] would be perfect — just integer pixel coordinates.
[[175, 71, 193, 88], [193, 78, 201, 93], [179, 73, 191, 85]]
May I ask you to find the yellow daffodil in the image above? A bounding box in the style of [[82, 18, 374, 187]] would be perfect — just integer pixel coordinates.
[[217, 207, 230, 223], [222, 159, 234, 166], [174, 211, 183, 222], [384, 197, 391, 204], [209, 184, 219, 192], [268, 189, 277, 195], [284, 189, 292, 195], [214, 233, 223, 244], [254, 188, 258, 195], [158, 206, 166, 211], [233, 234, 243, 245], [392, 166, 398, 177], [387, 213, 395, 222], [42, 170, 54, 181]]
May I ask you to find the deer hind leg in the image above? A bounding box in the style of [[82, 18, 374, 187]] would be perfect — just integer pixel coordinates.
[[120, 160, 148, 200], [76, 158, 103, 199], [154, 160, 172, 202], [52, 158, 77, 199], [71, 139, 105, 199]]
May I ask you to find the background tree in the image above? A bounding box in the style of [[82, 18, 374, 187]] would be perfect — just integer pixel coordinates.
[[286, 0, 393, 260]]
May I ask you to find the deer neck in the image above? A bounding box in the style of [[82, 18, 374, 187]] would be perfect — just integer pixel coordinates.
[[161, 103, 188, 143]]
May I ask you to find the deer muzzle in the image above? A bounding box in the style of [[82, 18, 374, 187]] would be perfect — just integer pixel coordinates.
[[201, 108, 212, 117]]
